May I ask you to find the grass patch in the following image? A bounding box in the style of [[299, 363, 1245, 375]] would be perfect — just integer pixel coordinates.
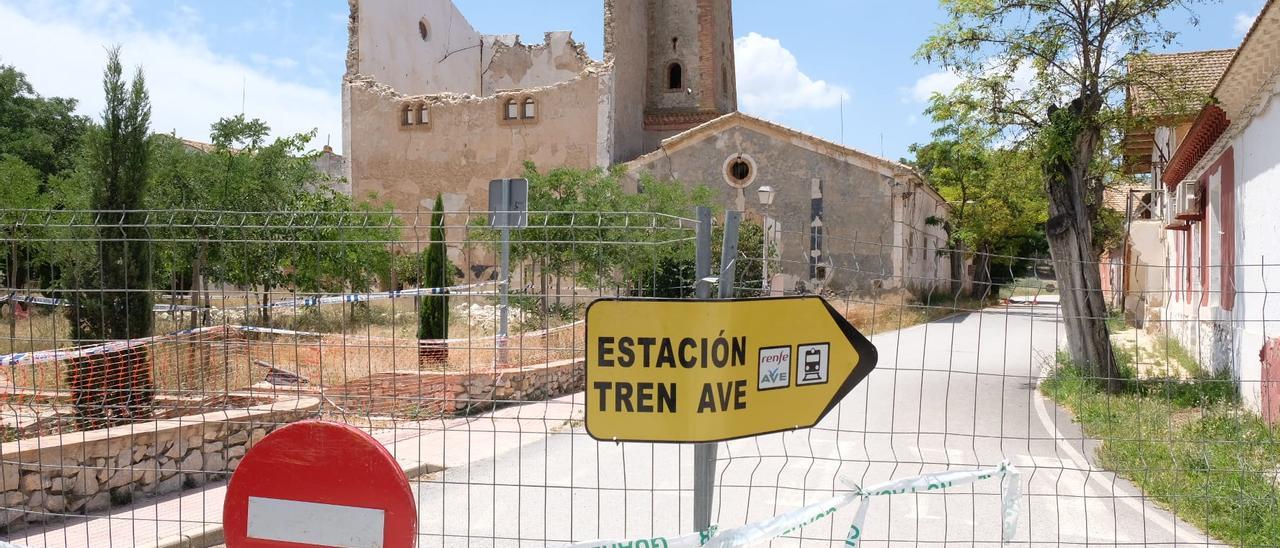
[[835, 290, 994, 336], [999, 276, 1059, 299], [1105, 308, 1127, 333], [1042, 351, 1279, 545]]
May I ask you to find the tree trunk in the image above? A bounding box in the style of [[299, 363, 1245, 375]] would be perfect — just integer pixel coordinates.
[[1043, 101, 1120, 393], [260, 287, 272, 325], [8, 241, 17, 349], [190, 238, 205, 329], [970, 245, 993, 299], [949, 242, 965, 300], [539, 258, 549, 315]]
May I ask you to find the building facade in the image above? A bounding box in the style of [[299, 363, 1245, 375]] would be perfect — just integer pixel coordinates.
[[623, 113, 952, 294], [1127, 0, 1280, 421], [342, 0, 956, 294]]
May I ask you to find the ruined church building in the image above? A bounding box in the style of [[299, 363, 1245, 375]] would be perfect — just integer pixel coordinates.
[[342, 0, 956, 293]]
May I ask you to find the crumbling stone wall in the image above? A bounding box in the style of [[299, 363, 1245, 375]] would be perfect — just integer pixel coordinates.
[[0, 398, 319, 532], [482, 32, 593, 93], [329, 358, 583, 418], [347, 0, 596, 98], [345, 74, 603, 245]]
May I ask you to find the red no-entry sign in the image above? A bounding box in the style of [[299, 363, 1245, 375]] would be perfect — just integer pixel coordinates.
[[224, 421, 417, 548]]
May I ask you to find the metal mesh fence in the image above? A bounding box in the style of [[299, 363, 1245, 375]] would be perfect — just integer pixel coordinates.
[[0, 209, 1276, 547]]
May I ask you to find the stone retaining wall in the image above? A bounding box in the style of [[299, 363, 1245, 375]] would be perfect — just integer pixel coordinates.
[[0, 397, 319, 532], [330, 358, 583, 417]]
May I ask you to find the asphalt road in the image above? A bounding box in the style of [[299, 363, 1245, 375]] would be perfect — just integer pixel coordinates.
[[413, 304, 1221, 547]]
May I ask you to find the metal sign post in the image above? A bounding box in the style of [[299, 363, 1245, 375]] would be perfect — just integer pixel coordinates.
[[586, 208, 877, 532], [488, 179, 529, 365], [694, 210, 740, 532], [500, 182, 511, 362], [692, 206, 715, 532]]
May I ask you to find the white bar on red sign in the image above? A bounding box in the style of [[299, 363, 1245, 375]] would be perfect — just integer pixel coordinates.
[[247, 496, 386, 548]]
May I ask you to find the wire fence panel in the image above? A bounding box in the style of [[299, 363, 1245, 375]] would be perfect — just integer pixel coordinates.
[[0, 209, 1276, 547]]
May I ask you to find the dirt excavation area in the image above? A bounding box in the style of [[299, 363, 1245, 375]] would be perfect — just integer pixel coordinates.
[[0, 296, 586, 441]]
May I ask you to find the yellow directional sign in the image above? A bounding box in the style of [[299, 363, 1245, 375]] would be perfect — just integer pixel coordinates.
[[585, 296, 877, 443]]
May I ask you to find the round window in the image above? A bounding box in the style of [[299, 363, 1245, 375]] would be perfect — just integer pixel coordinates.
[[722, 154, 757, 188]]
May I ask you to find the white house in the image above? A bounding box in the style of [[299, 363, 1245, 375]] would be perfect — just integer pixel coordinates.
[[1147, 0, 1280, 421]]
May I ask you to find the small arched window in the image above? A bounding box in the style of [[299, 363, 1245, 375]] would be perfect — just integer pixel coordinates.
[[504, 98, 519, 120], [417, 104, 430, 125], [400, 104, 414, 126], [522, 97, 536, 119], [668, 62, 683, 90]]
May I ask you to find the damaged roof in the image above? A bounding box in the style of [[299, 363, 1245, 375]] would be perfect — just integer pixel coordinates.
[[1126, 49, 1236, 120]]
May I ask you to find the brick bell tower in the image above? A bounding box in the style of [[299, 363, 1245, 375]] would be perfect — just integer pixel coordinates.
[[642, 0, 737, 133]]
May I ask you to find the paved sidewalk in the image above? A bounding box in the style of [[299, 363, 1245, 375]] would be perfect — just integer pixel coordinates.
[[3, 395, 584, 548]]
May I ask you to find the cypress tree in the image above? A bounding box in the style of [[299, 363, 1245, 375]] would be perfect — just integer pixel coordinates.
[[418, 194, 450, 341], [71, 47, 153, 342]]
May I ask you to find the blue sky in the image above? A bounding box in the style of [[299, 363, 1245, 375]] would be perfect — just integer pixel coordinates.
[[0, 0, 1263, 161]]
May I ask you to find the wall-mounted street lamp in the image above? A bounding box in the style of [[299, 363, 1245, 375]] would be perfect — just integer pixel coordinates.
[[757, 185, 775, 294]]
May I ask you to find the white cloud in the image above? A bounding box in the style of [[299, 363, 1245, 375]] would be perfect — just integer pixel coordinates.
[[75, 0, 132, 23], [905, 70, 963, 103], [250, 53, 299, 71], [1234, 12, 1258, 36], [0, 2, 341, 152], [734, 32, 849, 116]]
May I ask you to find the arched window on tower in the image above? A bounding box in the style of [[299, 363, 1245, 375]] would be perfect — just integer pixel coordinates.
[[400, 104, 413, 126], [417, 104, 430, 125], [522, 97, 537, 119], [504, 98, 519, 120], [668, 63, 683, 90]]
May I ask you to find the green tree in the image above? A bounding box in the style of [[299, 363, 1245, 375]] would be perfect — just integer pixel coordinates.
[[146, 115, 399, 325], [478, 163, 715, 302], [907, 129, 1048, 297], [0, 156, 46, 287], [68, 47, 154, 341], [0, 65, 90, 183], [286, 188, 397, 304], [1, 156, 47, 345], [0, 65, 91, 295], [918, 0, 1207, 391], [418, 194, 450, 340]]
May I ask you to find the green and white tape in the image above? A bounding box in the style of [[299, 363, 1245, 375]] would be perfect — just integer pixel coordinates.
[[569, 526, 718, 548], [569, 461, 1021, 547], [841, 460, 1021, 547]]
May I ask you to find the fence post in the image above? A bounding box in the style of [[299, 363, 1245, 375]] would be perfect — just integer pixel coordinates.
[[499, 180, 511, 364], [693, 209, 740, 532], [695, 207, 713, 300]]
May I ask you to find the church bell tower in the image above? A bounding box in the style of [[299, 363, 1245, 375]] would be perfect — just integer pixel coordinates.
[[641, 0, 738, 133]]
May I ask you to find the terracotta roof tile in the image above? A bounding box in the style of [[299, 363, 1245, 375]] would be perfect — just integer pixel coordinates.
[[1126, 49, 1235, 120]]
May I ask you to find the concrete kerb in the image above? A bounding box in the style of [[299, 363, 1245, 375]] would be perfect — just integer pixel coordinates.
[[139, 393, 585, 548], [134, 451, 446, 548], [140, 525, 224, 548]]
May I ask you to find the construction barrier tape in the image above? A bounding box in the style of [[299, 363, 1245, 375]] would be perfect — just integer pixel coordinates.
[[0, 318, 585, 367], [0, 325, 229, 367], [569, 461, 1021, 548], [569, 526, 718, 548], [0, 281, 500, 312], [840, 460, 1021, 547]]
